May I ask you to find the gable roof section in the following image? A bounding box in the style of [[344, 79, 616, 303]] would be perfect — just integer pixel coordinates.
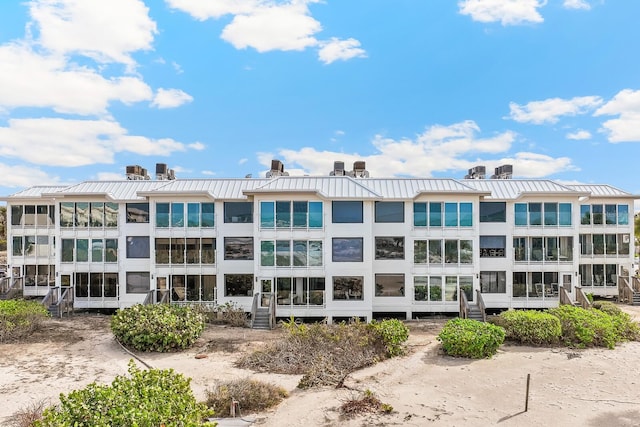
[[3, 185, 68, 200], [244, 176, 382, 199], [42, 180, 171, 201], [138, 178, 271, 200], [363, 178, 485, 199], [566, 184, 639, 199], [462, 179, 587, 200]]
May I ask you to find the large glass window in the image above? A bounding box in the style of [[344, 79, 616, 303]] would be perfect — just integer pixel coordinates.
[[332, 276, 363, 300], [559, 203, 572, 226], [90, 203, 104, 227], [618, 205, 629, 225], [75, 272, 89, 297], [429, 240, 442, 264], [156, 238, 170, 264], [512, 272, 527, 297], [260, 201, 275, 228], [444, 203, 458, 227], [593, 234, 604, 255], [105, 239, 118, 262], [480, 236, 506, 258], [309, 241, 323, 266], [332, 201, 363, 223], [529, 203, 542, 226], [460, 240, 473, 264], [559, 237, 573, 261], [224, 274, 253, 297], [605, 205, 617, 225], [605, 234, 617, 255], [414, 276, 428, 301], [76, 239, 89, 262], [580, 234, 592, 255], [444, 239, 458, 263], [479, 202, 506, 222], [544, 203, 558, 226], [186, 238, 199, 263], [413, 203, 427, 227], [156, 203, 170, 227], [201, 238, 215, 264], [261, 241, 274, 266], [375, 274, 405, 297], [414, 240, 427, 264], [105, 203, 118, 227], [91, 239, 103, 262], [293, 240, 307, 266], [309, 201, 323, 228], [75, 203, 89, 227], [618, 234, 630, 255], [126, 236, 150, 258], [375, 202, 404, 223], [224, 202, 253, 223], [514, 203, 527, 226], [460, 203, 473, 227], [429, 203, 442, 227], [201, 203, 215, 227], [187, 203, 200, 227], [293, 201, 308, 227], [480, 271, 506, 293], [444, 276, 458, 301], [276, 240, 291, 266], [514, 237, 526, 261], [332, 238, 363, 262], [375, 237, 404, 260], [11, 205, 23, 226], [126, 203, 149, 223], [126, 272, 150, 294], [545, 237, 558, 261], [60, 202, 74, 227], [276, 201, 291, 228], [580, 205, 590, 225], [592, 204, 603, 225], [224, 237, 254, 260], [171, 203, 184, 227], [61, 239, 74, 262], [531, 237, 543, 261], [430, 276, 442, 301]]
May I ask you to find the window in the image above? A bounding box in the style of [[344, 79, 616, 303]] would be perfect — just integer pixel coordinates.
[[126, 236, 150, 258], [11, 205, 23, 226], [460, 276, 473, 302], [90, 203, 104, 227], [414, 276, 428, 301], [309, 201, 323, 228], [618, 205, 629, 225], [460, 203, 473, 227], [224, 237, 254, 260], [375, 237, 404, 260], [414, 240, 427, 264], [480, 236, 506, 258], [515, 203, 527, 226], [276, 240, 291, 266], [580, 205, 591, 225], [187, 203, 200, 227], [445, 276, 458, 301], [580, 234, 592, 255], [201, 238, 215, 264], [309, 241, 323, 266], [105, 273, 118, 297], [332, 276, 363, 300], [170, 274, 216, 302], [605, 205, 617, 225], [479, 202, 506, 222], [332, 238, 363, 262], [224, 202, 253, 223], [76, 239, 89, 262], [126, 203, 149, 223], [75, 273, 89, 297], [332, 201, 363, 223], [480, 271, 506, 293], [75, 203, 89, 227], [201, 203, 215, 227], [293, 201, 308, 227], [413, 203, 427, 227], [592, 204, 603, 225], [531, 237, 543, 261], [276, 201, 291, 228], [61, 239, 73, 262], [430, 276, 442, 301], [60, 202, 74, 227], [514, 237, 526, 261], [375, 202, 404, 223], [559, 203, 572, 226], [91, 239, 103, 262], [429, 203, 442, 227], [460, 240, 473, 263], [375, 274, 405, 297], [276, 277, 292, 305], [619, 234, 630, 255], [126, 272, 150, 294], [156, 238, 170, 264], [444, 203, 458, 227], [544, 203, 558, 226], [605, 234, 617, 255], [156, 203, 170, 227], [513, 272, 527, 297], [224, 274, 253, 296], [545, 237, 558, 261], [171, 203, 184, 227], [90, 273, 103, 297], [105, 203, 118, 227], [529, 203, 541, 226], [261, 241, 274, 266], [12, 236, 23, 256], [429, 240, 442, 264], [593, 234, 604, 255], [444, 240, 458, 263], [105, 239, 118, 262], [293, 240, 307, 266], [186, 238, 199, 263]]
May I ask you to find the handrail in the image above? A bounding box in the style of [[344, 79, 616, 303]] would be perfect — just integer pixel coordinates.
[[250, 292, 259, 328], [575, 286, 592, 310], [158, 290, 170, 304], [0, 277, 10, 295], [459, 289, 469, 319], [41, 286, 59, 308], [476, 290, 487, 322], [54, 286, 74, 318], [618, 276, 634, 304], [142, 289, 155, 305], [268, 293, 276, 329], [559, 285, 573, 305], [632, 276, 640, 293], [1, 277, 24, 297]]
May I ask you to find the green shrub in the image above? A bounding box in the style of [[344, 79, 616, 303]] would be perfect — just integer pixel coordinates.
[[111, 304, 205, 352], [0, 299, 50, 342], [368, 319, 410, 357], [205, 378, 287, 417], [548, 305, 617, 349], [591, 302, 640, 342], [499, 310, 561, 346], [591, 300, 621, 316], [437, 318, 505, 358], [36, 360, 214, 427]]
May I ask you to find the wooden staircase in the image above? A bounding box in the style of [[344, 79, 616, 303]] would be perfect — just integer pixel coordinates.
[[460, 290, 487, 322], [0, 277, 23, 300], [250, 293, 276, 330], [252, 307, 272, 330], [41, 286, 74, 318]]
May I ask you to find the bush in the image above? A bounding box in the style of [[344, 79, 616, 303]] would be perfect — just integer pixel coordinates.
[[591, 300, 621, 316], [0, 299, 50, 342], [339, 389, 393, 418], [216, 302, 248, 327], [548, 305, 617, 349], [591, 302, 640, 342], [111, 304, 205, 352], [205, 378, 287, 417], [368, 319, 410, 357], [8, 399, 48, 427], [437, 318, 505, 358], [499, 310, 561, 346], [36, 360, 215, 427]]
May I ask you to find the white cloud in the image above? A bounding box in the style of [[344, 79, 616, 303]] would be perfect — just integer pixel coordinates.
[[0, 118, 193, 166], [0, 162, 63, 188], [151, 88, 194, 109], [594, 89, 640, 142], [563, 0, 591, 10], [167, 0, 365, 63], [0, 42, 153, 115], [188, 142, 206, 150], [318, 38, 366, 64], [238, 158, 248, 165], [566, 130, 592, 140], [29, 0, 157, 65], [201, 170, 217, 176], [458, 0, 547, 25], [508, 96, 603, 124], [221, 3, 321, 52]]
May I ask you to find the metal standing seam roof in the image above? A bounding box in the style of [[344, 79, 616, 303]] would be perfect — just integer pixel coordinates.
[[461, 179, 586, 200], [565, 184, 638, 198], [41, 180, 172, 201], [362, 178, 485, 199], [4, 185, 69, 199], [244, 176, 382, 199], [139, 178, 272, 199]]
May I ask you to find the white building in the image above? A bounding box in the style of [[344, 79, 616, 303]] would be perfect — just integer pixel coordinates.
[[2, 163, 637, 322]]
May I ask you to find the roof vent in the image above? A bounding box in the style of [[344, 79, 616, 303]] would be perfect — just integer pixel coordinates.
[[265, 159, 289, 178], [126, 165, 150, 180], [491, 164, 513, 179], [464, 165, 486, 180], [330, 161, 345, 176], [155, 163, 176, 180], [350, 161, 369, 178]]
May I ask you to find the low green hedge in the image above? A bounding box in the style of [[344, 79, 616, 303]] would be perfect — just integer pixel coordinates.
[[36, 361, 215, 427], [368, 319, 410, 357], [437, 318, 505, 359], [111, 304, 205, 352], [499, 310, 561, 346], [548, 305, 618, 349], [0, 299, 50, 342]]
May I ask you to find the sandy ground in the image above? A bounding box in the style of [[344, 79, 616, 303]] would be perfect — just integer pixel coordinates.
[[2, 308, 640, 427]]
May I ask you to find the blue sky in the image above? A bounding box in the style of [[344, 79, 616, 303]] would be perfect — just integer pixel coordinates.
[[1, 0, 639, 205]]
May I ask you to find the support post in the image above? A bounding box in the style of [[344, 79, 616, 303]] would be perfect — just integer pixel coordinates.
[[525, 373, 531, 412]]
